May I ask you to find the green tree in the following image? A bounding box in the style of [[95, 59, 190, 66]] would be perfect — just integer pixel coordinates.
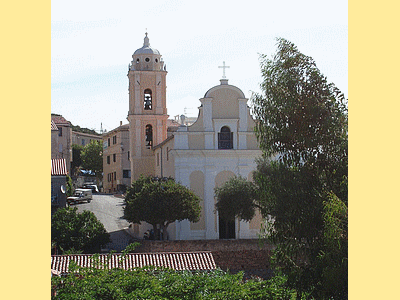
[[66, 174, 74, 197], [123, 176, 201, 240], [252, 38, 347, 201], [51, 207, 110, 254], [249, 38, 348, 299], [215, 176, 259, 222], [317, 192, 348, 299], [71, 144, 83, 176], [81, 140, 103, 180]]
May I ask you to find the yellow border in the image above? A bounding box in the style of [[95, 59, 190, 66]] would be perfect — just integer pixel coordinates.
[[349, 1, 399, 299], [1, 1, 50, 298], [4, 0, 398, 298]]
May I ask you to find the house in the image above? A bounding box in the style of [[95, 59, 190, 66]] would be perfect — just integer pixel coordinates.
[[102, 122, 131, 193], [71, 131, 102, 147], [51, 114, 72, 175]]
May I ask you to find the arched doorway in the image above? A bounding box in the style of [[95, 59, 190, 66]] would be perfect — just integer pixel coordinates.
[[215, 170, 236, 239]]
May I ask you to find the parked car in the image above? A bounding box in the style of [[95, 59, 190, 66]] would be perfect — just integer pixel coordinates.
[[83, 184, 99, 193], [67, 189, 92, 205]]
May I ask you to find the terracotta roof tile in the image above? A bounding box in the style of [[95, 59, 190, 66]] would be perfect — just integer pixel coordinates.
[[51, 252, 216, 274], [51, 115, 70, 126]]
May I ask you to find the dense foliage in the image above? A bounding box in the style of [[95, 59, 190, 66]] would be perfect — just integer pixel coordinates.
[[252, 38, 348, 170], [52, 265, 299, 300], [81, 140, 103, 180], [71, 144, 84, 176], [212, 38, 350, 298], [66, 174, 74, 197], [51, 207, 110, 254], [251, 38, 348, 299], [215, 175, 259, 222], [123, 176, 202, 240]]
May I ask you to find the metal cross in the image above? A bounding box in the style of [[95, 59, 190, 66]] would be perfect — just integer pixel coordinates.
[[218, 61, 230, 79]]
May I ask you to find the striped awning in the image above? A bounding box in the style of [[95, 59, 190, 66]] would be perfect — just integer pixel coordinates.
[[51, 120, 58, 131], [51, 252, 216, 274], [51, 158, 68, 176]]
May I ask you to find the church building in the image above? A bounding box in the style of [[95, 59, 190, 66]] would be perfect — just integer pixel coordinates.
[[126, 33, 263, 240]]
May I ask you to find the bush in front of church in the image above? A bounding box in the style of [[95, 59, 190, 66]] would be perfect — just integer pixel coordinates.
[[123, 175, 201, 240]]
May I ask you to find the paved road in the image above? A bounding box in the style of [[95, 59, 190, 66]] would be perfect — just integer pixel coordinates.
[[74, 194, 133, 252]]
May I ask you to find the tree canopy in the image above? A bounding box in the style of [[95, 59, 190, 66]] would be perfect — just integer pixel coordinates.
[[51, 207, 110, 254], [81, 140, 103, 179], [252, 38, 348, 199], [250, 38, 348, 299], [123, 176, 202, 240], [215, 176, 259, 222], [71, 144, 84, 176]]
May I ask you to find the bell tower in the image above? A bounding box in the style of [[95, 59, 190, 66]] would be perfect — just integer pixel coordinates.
[[127, 32, 168, 180]]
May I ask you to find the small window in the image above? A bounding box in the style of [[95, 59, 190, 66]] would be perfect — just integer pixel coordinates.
[[107, 155, 110, 164], [114, 172, 117, 180], [81, 139, 85, 146], [166, 147, 169, 161], [145, 57, 150, 62], [155, 58, 158, 63], [127, 151, 130, 160], [145, 124, 153, 149], [113, 136, 117, 144], [144, 89, 152, 110], [108, 138, 111, 147], [58, 127, 62, 137], [113, 153, 116, 162], [123, 170, 131, 178], [136, 58, 139, 63], [218, 126, 233, 149]]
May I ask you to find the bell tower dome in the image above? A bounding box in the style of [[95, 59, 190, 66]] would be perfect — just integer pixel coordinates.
[[129, 32, 165, 72], [127, 32, 168, 181]]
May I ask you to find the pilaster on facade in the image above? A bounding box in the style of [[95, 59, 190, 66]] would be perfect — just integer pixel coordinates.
[[200, 98, 213, 131], [204, 132, 214, 150], [238, 98, 248, 131], [204, 165, 218, 240]]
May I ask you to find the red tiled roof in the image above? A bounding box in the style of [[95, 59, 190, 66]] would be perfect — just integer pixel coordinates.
[[51, 158, 68, 176], [51, 252, 216, 274], [51, 115, 70, 126]]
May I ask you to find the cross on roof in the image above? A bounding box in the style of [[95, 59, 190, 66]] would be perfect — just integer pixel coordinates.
[[218, 61, 230, 79]]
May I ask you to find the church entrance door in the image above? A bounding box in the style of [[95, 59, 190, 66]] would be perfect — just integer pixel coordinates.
[[219, 217, 235, 239]]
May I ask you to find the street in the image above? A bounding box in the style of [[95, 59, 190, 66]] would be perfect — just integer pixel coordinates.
[[75, 194, 133, 252]]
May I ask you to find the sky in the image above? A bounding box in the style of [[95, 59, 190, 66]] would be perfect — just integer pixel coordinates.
[[51, 0, 348, 133]]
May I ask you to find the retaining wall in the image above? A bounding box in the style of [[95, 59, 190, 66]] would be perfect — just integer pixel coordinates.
[[133, 239, 274, 278]]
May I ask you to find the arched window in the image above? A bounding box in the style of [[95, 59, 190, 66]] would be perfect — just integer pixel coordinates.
[[218, 126, 233, 149], [144, 89, 152, 110], [145, 124, 153, 149]]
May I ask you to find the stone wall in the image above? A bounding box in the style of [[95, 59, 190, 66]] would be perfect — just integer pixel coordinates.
[[133, 239, 274, 279]]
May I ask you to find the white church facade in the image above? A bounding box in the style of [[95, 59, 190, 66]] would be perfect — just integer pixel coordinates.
[[126, 33, 263, 240]]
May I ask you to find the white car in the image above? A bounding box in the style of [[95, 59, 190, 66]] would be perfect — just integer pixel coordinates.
[[67, 189, 93, 205], [83, 184, 99, 193]]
